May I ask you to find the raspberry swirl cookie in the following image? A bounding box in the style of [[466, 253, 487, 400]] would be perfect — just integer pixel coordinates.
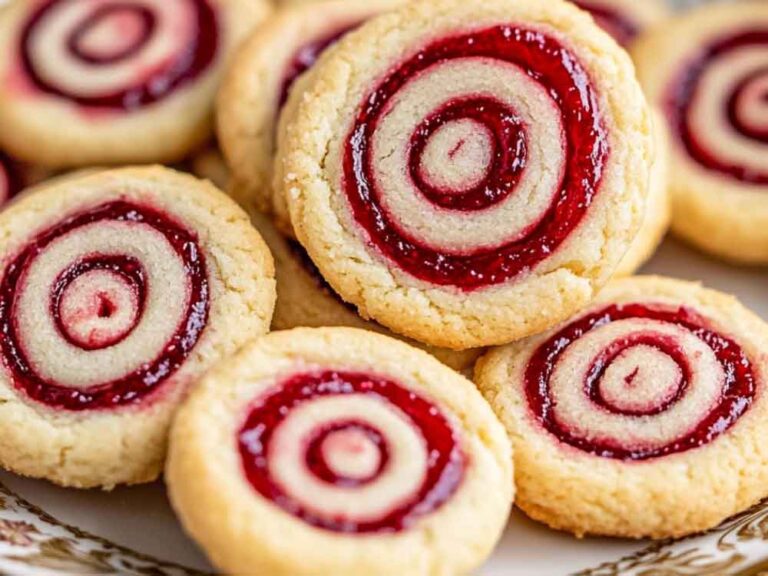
[[633, 3, 768, 264], [218, 0, 402, 217], [249, 210, 482, 372], [0, 167, 276, 488], [571, 0, 668, 47], [167, 328, 512, 576], [476, 276, 768, 539], [277, 0, 653, 349], [0, 0, 270, 168]]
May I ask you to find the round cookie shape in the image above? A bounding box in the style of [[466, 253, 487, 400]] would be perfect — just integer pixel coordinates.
[[0, 166, 276, 488], [246, 206, 482, 372], [167, 327, 512, 576], [218, 0, 402, 216], [185, 140, 230, 191], [0, 0, 271, 168], [633, 2, 768, 264], [276, 0, 653, 349], [475, 276, 768, 539], [571, 0, 669, 47], [615, 112, 671, 276]]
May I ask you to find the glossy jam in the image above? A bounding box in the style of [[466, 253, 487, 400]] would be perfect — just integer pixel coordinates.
[[238, 370, 465, 533], [572, 1, 638, 46], [278, 22, 359, 108], [525, 303, 757, 460], [668, 30, 768, 183], [0, 201, 209, 411], [19, 0, 219, 110], [343, 26, 609, 290]]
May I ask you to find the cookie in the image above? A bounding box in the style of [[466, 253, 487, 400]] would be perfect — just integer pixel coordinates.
[[167, 327, 512, 576], [276, 0, 653, 349], [615, 112, 671, 276], [0, 0, 271, 168], [476, 276, 768, 539], [571, 0, 669, 47], [0, 166, 276, 489], [218, 0, 402, 217], [247, 207, 483, 372], [633, 2, 768, 264]]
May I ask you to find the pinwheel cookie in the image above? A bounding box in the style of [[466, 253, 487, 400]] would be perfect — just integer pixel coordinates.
[[218, 0, 402, 218], [571, 0, 668, 47], [167, 327, 512, 576], [633, 2, 768, 264], [249, 210, 482, 372], [0, 0, 271, 168], [276, 0, 653, 349], [476, 276, 768, 539], [0, 166, 276, 489]]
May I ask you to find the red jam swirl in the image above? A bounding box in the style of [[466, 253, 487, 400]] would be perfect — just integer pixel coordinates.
[[0, 201, 209, 411], [667, 30, 768, 183], [343, 25, 609, 291], [19, 0, 220, 110], [238, 370, 465, 533], [525, 303, 757, 460]]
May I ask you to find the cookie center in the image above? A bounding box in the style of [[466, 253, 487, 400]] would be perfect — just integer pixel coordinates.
[[56, 266, 142, 350], [417, 118, 495, 196], [69, 5, 155, 64], [314, 424, 384, 484]]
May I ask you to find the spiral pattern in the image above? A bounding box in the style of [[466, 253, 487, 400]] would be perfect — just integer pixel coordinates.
[[238, 370, 465, 533], [525, 303, 757, 460], [0, 153, 21, 207], [669, 30, 768, 184], [0, 200, 209, 411], [19, 0, 219, 110], [342, 26, 608, 291]]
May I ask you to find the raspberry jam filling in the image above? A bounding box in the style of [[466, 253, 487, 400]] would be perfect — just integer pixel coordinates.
[[525, 303, 757, 460], [0, 201, 209, 410], [572, 1, 639, 46], [19, 0, 219, 110], [278, 22, 359, 108], [343, 25, 609, 290], [238, 370, 465, 533], [667, 30, 768, 183]]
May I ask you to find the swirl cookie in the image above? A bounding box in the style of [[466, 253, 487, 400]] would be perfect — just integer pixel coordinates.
[[615, 112, 671, 276], [571, 0, 668, 47], [186, 141, 230, 191], [0, 0, 270, 168], [633, 2, 768, 264], [276, 0, 653, 349], [0, 166, 276, 488], [167, 327, 512, 576], [218, 0, 402, 217], [476, 276, 768, 539], [249, 209, 482, 372]]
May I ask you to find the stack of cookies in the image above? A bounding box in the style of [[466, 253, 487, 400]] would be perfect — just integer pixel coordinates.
[[0, 0, 766, 574]]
